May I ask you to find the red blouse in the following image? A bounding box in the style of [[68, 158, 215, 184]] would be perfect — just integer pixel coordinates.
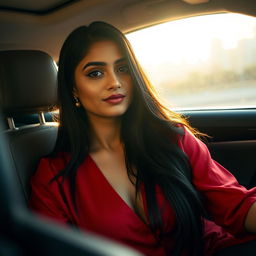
[[29, 127, 256, 255]]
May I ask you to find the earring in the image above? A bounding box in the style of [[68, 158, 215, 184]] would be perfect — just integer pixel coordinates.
[[74, 96, 81, 107]]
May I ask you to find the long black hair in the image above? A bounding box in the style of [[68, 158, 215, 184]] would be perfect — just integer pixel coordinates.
[[52, 21, 205, 256]]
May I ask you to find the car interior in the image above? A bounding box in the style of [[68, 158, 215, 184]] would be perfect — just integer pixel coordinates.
[[0, 0, 256, 255], [0, 50, 141, 255]]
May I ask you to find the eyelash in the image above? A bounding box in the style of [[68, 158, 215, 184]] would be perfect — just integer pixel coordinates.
[[86, 70, 103, 78], [86, 65, 129, 79], [117, 65, 129, 73]]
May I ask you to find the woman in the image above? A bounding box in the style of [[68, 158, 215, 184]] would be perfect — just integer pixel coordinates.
[[30, 21, 256, 256]]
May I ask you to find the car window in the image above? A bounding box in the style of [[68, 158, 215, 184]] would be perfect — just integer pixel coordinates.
[[126, 13, 256, 110]]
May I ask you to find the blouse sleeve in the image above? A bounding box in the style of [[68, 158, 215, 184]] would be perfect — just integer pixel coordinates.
[[29, 157, 70, 225], [178, 127, 256, 236]]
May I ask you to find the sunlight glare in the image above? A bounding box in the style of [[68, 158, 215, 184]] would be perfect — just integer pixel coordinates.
[[125, 13, 256, 109], [127, 13, 256, 65]]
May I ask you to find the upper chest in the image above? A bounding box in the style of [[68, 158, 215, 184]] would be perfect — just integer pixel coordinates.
[[71, 156, 175, 230], [89, 149, 143, 216], [63, 154, 176, 246]]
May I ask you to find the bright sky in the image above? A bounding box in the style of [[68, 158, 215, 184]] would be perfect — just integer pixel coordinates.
[[126, 13, 256, 109], [126, 13, 256, 65]]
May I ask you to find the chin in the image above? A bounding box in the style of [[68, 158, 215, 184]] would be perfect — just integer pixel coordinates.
[[104, 105, 129, 117], [106, 111, 127, 118], [103, 109, 129, 118]]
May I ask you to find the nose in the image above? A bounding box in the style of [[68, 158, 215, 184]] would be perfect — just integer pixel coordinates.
[[107, 71, 121, 90]]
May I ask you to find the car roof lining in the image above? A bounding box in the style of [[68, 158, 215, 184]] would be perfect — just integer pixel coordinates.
[[0, 0, 255, 61], [0, 0, 77, 14]]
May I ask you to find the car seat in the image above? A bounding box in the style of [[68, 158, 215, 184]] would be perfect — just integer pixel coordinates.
[[0, 50, 58, 203]]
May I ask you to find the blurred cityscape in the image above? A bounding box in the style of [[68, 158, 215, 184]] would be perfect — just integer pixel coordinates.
[[153, 26, 256, 109], [128, 14, 256, 109]]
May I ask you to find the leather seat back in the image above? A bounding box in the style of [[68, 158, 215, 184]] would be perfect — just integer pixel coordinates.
[[0, 50, 58, 202]]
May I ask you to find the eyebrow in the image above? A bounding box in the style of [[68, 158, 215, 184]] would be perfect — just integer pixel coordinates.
[[82, 57, 127, 70]]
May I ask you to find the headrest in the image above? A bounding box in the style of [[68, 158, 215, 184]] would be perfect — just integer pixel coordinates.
[[0, 50, 57, 116]]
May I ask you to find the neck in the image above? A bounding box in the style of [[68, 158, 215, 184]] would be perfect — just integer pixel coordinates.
[[88, 115, 122, 152]]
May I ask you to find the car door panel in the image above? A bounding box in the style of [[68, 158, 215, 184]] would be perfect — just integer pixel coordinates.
[[183, 109, 256, 189]]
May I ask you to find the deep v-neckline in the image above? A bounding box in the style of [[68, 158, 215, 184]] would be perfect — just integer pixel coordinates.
[[87, 154, 148, 226]]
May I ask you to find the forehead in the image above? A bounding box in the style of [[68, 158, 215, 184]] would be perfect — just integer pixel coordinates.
[[81, 40, 124, 63]]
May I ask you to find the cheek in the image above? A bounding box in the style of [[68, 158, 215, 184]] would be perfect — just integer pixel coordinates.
[[76, 85, 104, 113], [78, 88, 98, 105], [75, 78, 95, 99], [78, 86, 92, 97], [121, 74, 133, 89], [126, 77, 134, 96]]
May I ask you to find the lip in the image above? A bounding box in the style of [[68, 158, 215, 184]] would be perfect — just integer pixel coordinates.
[[103, 94, 125, 104]]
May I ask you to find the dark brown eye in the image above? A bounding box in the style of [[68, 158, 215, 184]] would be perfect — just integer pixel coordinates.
[[87, 70, 103, 78], [117, 65, 129, 73]]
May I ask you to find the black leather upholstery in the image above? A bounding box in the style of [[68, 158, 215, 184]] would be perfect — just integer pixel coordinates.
[[5, 125, 58, 201], [0, 50, 57, 115], [0, 50, 58, 202]]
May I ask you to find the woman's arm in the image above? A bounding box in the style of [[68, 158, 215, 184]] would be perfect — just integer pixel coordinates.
[[178, 126, 256, 236], [29, 157, 70, 225], [245, 201, 256, 233]]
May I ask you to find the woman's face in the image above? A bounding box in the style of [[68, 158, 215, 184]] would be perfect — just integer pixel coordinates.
[[74, 40, 133, 121]]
